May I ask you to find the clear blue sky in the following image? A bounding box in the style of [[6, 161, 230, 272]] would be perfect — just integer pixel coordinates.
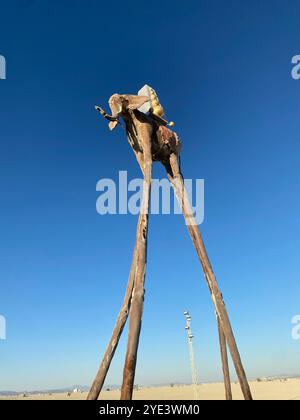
[[0, 0, 300, 391]]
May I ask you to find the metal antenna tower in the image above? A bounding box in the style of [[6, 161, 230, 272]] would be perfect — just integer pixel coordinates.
[[184, 311, 198, 399]]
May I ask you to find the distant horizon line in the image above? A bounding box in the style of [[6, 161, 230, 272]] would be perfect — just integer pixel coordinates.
[[2, 374, 300, 395]]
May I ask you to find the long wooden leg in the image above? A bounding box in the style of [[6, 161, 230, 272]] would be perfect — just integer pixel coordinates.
[[87, 246, 138, 400], [120, 143, 152, 400], [165, 153, 252, 401], [217, 313, 232, 400]]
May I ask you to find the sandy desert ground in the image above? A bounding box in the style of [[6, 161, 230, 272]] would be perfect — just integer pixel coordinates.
[[1, 378, 300, 400]]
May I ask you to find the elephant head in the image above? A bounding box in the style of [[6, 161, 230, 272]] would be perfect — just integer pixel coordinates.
[[108, 94, 150, 130]]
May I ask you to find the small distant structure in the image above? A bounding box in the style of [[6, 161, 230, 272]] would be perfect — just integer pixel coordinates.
[[257, 377, 271, 383], [73, 388, 81, 393], [184, 311, 198, 400]]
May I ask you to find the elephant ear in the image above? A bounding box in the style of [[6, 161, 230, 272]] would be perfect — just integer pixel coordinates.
[[107, 94, 150, 131], [125, 95, 150, 110], [108, 94, 122, 131], [108, 94, 122, 117]]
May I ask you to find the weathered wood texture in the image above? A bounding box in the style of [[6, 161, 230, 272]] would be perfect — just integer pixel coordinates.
[[120, 108, 153, 400], [90, 93, 252, 401], [86, 247, 138, 400], [165, 152, 252, 401], [120, 180, 151, 400], [217, 314, 233, 400], [88, 96, 154, 401]]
